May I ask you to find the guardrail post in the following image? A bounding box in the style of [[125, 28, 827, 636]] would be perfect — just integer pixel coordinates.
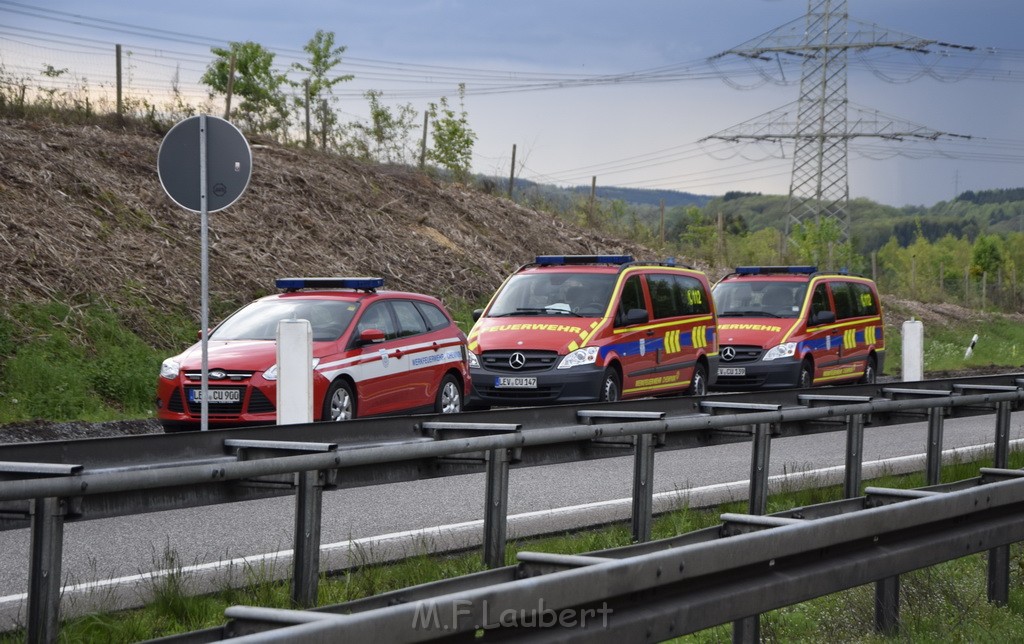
[[925, 407, 945, 486], [875, 575, 900, 634], [631, 432, 655, 543], [748, 422, 772, 516], [483, 448, 511, 568], [291, 469, 325, 608], [732, 422, 773, 643], [27, 497, 66, 644], [844, 413, 865, 498], [987, 399, 1013, 605]]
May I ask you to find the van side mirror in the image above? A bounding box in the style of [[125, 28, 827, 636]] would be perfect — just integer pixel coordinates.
[[624, 308, 649, 326], [357, 328, 386, 346], [472, 308, 484, 322], [811, 310, 836, 326]]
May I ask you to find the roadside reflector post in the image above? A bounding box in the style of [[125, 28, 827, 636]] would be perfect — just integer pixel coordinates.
[[901, 319, 923, 382], [277, 319, 313, 426]]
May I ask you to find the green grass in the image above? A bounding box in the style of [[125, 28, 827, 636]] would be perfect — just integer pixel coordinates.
[[5, 451, 1022, 643], [884, 313, 1024, 377]]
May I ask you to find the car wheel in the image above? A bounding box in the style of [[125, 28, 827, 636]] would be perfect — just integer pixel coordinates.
[[435, 374, 463, 414], [798, 360, 814, 389], [600, 368, 621, 402], [689, 362, 708, 396], [323, 379, 355, 421], [861, 355, 877, 384]]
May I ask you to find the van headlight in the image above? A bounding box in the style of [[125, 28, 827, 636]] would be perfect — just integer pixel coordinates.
[[557, 347, 599, 369], [467, 351, 481, 369], [762, 342, 797, 361]]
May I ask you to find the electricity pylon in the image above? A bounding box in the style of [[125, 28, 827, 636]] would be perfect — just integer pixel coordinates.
[[703, 0, 972, 251]]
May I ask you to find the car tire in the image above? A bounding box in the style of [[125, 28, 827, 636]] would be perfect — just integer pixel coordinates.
[[861, 355, 877, 384], [689, 361, 708, 396], [435, 374, 463, 414], [798, 360, 814, 389], [323, 379, 355, 421], [599, 368, 621, 402]]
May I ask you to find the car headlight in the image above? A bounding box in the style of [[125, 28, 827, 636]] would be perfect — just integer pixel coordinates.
[[466, 351, 481, 369], [762, 342, 797, 361], [160, 358, 181, 380], [264, 358, 321, 381], [557, 347, 599, 369]]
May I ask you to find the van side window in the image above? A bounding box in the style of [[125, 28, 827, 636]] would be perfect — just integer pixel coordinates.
[[651, 274, 710, 317], [848, 282, 878, 316], [809, 284, 832, 324], [617, 275, 646, 326], [830, 282, 856, 320]]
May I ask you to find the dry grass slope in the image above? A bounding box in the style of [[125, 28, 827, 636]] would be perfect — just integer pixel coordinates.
[[0, 117, 651, 348]]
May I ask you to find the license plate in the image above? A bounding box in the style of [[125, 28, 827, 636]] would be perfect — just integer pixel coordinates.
[[718, 367, 746, 377], [494, 376, 537, 389], [188, 388, 241, 403]]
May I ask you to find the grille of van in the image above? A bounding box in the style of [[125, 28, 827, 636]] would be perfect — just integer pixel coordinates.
[[480, 350, 559, 373]]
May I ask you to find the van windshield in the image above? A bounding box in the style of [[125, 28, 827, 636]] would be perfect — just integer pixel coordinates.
[[487, 272, 617, 318], [713, 281, 807, 319]]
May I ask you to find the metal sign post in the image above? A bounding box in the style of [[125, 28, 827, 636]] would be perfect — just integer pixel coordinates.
[[158, 115, 252, 431]]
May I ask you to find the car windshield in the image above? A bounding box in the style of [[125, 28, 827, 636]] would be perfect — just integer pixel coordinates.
[[713, 281, 807, 319], [487, 272, 617, 318], [210, 299, 360, 342]]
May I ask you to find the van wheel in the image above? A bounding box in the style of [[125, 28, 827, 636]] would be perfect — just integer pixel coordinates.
[[600, 369, 621, 402], [435, 374, 463, 414], [689, 362, 708, 396], [860, 355, 877, 384], [324, 379, 355, 421], [798, 360, 814, 389]]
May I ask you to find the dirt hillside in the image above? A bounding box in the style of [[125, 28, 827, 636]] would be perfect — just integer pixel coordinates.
[[0, 116, 653, 347]]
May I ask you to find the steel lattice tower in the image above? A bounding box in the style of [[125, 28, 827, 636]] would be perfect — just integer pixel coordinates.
[[703, 0, 973, 256]]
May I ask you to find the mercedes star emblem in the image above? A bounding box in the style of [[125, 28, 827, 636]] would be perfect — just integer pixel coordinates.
[[509, 352, 526, 369], [721, 347, 736, 362]]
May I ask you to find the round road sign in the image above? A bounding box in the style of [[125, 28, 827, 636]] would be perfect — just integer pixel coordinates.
[[157, 115, 252, 212]]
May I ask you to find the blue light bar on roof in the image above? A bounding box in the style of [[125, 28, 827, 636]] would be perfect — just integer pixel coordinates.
[[276, 277, 385, 291], [734, 266, 817, 275], [535, 255, 634, 266]]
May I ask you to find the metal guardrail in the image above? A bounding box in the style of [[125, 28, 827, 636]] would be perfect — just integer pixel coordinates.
[[1, 373, 1023, 643]]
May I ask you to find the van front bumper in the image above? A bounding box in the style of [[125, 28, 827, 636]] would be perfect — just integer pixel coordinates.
[[711, 357, 802, 391], [468, 364, 605, 406]]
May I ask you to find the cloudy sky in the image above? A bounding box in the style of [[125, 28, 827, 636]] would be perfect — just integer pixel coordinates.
[[3, 0, 1024, 207]]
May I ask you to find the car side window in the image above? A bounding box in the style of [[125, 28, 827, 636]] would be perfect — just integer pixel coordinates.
[[414, 301, 451, 330], [616, 275, 646, 326], [355, 302, 398, 341], [393, 300, 428, 337]]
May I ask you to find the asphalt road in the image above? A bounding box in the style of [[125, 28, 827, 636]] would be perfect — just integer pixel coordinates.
[[1, 410, 1022, 627]]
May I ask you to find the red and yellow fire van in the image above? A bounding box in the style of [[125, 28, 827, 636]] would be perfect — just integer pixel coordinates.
[[466, 255, 718, 407], [711, 266, 884, 390]]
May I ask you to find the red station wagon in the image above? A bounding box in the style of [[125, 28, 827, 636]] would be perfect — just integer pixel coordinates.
[[156, 277, 470, 431]]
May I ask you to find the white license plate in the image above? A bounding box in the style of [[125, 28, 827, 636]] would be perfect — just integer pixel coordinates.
[[718, 367, 746, 376], [188, 388, 241, 403], [495, 376, 537, 389]]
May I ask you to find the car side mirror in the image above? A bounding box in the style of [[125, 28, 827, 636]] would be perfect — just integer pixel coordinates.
[[357, 328, 386, 346], [811, 310, 836, 325], [472, 308, 484, 322]]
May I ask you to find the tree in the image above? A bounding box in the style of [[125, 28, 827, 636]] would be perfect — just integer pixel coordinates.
[[348, 90, 419, 163], [291, 30, 353, 149], [426, 84, 476, 182], [202, 41, 289, 137]]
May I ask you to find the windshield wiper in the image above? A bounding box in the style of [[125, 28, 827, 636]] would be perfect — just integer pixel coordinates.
[[489, 307, 582, 318]]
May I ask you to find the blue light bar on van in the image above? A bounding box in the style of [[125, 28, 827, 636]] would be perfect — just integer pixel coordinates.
[[734, 266, 817, 275], [276, 277, 385, 291], [535, 255, 634, 266]]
